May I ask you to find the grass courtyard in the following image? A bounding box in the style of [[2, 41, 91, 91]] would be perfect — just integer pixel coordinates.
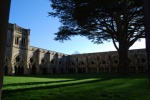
[[2, 74, 150, 100]]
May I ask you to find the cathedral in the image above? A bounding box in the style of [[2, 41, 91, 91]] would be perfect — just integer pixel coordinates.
[[4, 23, 147, 75]]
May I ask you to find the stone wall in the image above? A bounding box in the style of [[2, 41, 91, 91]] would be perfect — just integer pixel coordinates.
[[4, 23, 147, 75], [65, 49, 147, 74]]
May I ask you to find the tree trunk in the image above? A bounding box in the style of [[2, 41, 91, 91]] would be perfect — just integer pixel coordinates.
[[144, 0, 150, 87], [118, 42, 129, 75], [0, 0, 11, 100]]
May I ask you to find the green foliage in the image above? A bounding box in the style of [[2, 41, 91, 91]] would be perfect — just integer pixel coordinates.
[[49, 0, 144, 48], [2, 74, 150, 100]]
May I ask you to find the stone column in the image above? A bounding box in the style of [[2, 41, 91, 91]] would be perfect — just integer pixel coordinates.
[[47, 52, 51, 74], [86, 67, 88, 74], [11, 64, 15, 75], [36, 49, 40, 74], [75, 67, 78, 74], [23, 63, 28, 75], [97, 67, 99, 74], [7, 59, 12, 75]]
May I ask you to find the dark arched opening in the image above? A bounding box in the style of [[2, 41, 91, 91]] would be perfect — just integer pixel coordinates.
[[53, 67, 56, 74], [15, 66, 18, 75], [18, 66, 24, 75], [32, 64, 36, 75], [42, 67, 47, 75]]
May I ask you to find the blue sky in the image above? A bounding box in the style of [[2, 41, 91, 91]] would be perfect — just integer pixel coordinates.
[[9, 0, 145, 54]]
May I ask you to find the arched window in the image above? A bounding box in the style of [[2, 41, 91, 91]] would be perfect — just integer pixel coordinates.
[[51, 60, 54, 64], [81, 62, 84, 65], [30, 58, 34, 63], [59, 61, 62, 65], [91, 61, 94, 65], [41, 59, 45, 64], [16, 56, 21, 62], [15, 36, 19, 44], [102, 60, 106, 64], [72, 62, 75, 65]]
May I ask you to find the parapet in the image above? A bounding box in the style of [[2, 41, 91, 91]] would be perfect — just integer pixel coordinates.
[[8, 23, 30, 36]]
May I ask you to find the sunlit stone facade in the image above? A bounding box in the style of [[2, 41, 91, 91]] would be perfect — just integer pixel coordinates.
[[4, 23, 147, 75]]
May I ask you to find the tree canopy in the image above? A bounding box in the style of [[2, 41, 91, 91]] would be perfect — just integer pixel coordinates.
[[50, 0, 144, 48], [49, 0, 144, 74]]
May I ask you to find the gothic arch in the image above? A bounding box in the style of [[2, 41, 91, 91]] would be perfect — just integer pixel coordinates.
[[13, 55, 24, 64], [29, 56, 37, 75], [40, 58, 48, 74], [29, 56, 36, 64], [13, 55, 24, 75], [128, 56, 136, 73]]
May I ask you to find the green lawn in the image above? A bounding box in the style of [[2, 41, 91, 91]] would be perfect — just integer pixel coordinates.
[[2, 74, 150, 100]]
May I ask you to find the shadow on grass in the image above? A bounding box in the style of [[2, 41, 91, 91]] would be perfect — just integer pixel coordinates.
[[14, 73, 148, 80], [2, 74, 150, 100], [3, 79, 75, 87], [2, 77, 112, 95]]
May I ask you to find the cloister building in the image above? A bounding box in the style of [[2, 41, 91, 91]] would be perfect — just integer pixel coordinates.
[[4, 23, 147, 75]]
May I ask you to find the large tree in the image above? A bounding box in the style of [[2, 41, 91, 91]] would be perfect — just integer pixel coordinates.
[[0, 0, 11, 99], [49, 0, 144, 74]]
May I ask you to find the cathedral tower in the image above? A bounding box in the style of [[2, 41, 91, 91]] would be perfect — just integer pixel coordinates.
[[5, 23, 30, 75]]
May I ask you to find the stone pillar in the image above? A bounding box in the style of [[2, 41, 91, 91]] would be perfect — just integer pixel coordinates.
[[97, 67, 99, 74], [11, 64, 15, 75], [8, 64, 12, 75], [23, 63, 28, 75], [36, 49, 40, 74], [86, 67, 88, 74], [36, 64, 40, 74], [47, 52, 51, 74], [75, 67, 78, 74]]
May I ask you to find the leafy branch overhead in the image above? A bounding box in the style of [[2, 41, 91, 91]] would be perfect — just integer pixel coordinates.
[[49, 0, 144, 48]]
